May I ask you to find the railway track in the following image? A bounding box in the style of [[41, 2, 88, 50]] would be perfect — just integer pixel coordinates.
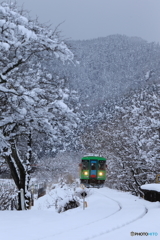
[[35, 188, 148, 240], [88, 189, 148, 240]]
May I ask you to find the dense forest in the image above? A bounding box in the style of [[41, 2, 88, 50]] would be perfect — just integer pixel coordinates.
[[45, 35, 160, 110]]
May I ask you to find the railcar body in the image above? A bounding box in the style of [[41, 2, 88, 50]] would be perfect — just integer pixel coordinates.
[[79, 156, 107, 188]]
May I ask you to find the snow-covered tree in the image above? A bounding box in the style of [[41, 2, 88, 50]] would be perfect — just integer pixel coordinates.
[[81, 84, 160, 195], [0, 2, 78, 209]]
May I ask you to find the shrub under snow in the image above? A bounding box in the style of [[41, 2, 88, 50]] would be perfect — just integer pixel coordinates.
[[33, 178, 91, 213]]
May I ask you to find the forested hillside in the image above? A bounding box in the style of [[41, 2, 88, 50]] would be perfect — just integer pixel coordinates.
[[45, 35, 160, 110], [38, 35, 160, 194]]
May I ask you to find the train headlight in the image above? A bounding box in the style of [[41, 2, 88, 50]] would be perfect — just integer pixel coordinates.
[[84, 171, 89, 176], [98, 172, 103, 176]]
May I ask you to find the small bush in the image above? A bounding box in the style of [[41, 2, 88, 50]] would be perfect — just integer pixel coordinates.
[[57, 196, 80, 213]]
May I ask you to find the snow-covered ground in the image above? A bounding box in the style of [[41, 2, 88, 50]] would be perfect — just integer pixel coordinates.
[[0, 186, 160, 240]]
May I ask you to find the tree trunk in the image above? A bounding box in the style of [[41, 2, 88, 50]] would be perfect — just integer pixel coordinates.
[[4, 140, 31, 210]]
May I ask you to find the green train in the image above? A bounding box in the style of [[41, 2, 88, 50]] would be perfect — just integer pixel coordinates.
[[79, 155, 107, 188]]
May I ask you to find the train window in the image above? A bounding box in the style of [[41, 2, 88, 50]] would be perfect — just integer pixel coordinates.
[[91, 163, 96, 170], [98, 161, 106, 170], [82, 160, 89, 170]]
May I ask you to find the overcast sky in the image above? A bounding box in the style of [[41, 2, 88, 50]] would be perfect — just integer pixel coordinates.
[[1, 0, 160, 42]]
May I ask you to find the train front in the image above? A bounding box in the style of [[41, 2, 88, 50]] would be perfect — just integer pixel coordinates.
[[79, 156, 107, 188]]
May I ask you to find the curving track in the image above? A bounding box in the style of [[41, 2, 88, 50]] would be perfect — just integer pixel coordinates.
[[36, 187, 149, 240], [89, 188, 148, 240]]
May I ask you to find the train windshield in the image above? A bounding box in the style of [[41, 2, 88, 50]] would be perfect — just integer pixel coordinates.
[[98, 160, 106, 170], [82, 160, 89, 170], [91, 162, 96, 170]]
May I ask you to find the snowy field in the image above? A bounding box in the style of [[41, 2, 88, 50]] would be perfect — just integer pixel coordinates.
[[0, 186, 160, 240]]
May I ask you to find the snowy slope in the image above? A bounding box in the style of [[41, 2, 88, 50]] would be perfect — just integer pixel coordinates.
[[0, 187, 159, 240]]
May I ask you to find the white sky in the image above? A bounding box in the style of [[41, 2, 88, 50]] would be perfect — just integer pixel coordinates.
[[1, 0, 160, 42]]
